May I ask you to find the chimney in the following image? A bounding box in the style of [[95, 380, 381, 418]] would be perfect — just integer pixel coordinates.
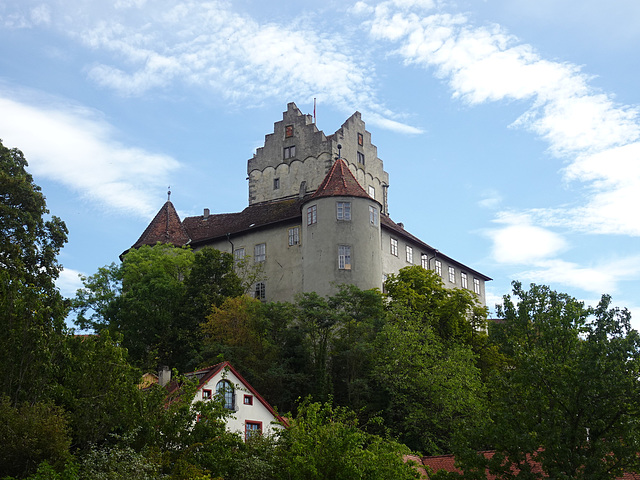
[[158, 366, 171, 387], [398, 222, 404, 229], [203, 208, 210, 219]]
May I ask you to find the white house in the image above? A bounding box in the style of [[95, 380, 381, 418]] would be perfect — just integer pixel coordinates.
[[180, 361, 286, 440]]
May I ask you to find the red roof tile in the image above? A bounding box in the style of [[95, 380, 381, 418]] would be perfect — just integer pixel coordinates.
[[132, 201, 190, 248], [311, 158, 371, 200]]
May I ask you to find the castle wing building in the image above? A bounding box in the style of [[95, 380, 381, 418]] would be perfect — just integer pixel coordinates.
[[131, 102, 491, 305]]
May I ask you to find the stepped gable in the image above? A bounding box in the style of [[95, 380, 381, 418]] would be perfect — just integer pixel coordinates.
[[132, 201, 190, 248], [311, 157, 371, 200], [183, 198, 303, 246]]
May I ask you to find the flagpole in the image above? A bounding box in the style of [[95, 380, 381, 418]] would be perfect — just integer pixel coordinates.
[[313, 97, 316, 124]]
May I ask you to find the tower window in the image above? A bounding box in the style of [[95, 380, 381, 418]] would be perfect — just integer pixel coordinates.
[[337, 202, 351, 220], [273, 178, 280, 190], [368, 185, 375, 198], [285, 125, 294, 137], [338, 245, 351, 270], [357, 151, 365, 165], [369, 205, 378, 226], [307, 205, 317, 225], [358, 132, 364, 146], [284, 145, 296, 159]]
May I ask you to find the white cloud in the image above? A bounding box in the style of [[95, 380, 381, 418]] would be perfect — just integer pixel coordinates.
[[486, 213, 567, 264], [0, 87, 180, 217], [56, 267, 85, 298], [362, 1, 640, 242]]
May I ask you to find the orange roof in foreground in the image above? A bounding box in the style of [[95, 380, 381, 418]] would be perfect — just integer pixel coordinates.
[[311, 157, 372, 201]]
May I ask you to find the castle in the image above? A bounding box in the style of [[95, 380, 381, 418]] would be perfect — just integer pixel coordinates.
[[131, 102, 491, 305]]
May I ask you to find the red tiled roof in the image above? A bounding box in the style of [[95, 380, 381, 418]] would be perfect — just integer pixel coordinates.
[[132, 201, 190, 248], [311, 158, 371, 200], [420, 452, 639, 479]]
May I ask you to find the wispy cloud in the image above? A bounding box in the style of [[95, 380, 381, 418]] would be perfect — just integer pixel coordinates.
[[18, 0, 420, 134], [57, 267, 85, 299], [0, 86, 179, 217]]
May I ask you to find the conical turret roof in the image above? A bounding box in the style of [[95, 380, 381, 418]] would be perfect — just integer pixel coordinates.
[[311, 158, 371, 200], [132, 201, 191, 248]]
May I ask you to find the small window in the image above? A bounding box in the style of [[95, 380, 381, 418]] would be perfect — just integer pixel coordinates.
[[202, 389, 212, 400], [216, 380, 235, 410], [358, 132, 364, 146], [285, 125, 294, 138], [448, 266, 455, 283], [244, 395, 253, 405], [254, 243, 266, 263], [288, 226, 300, 246], [369, 205, 378, 226], [368, 185, 375, 198], [307, 205, 317, 225], [390, 238, 398, 256], [337, 202, 351, 220], [254, 282, 266, 300], [283, 145, 296, 159], [234, 247, 245, 263], [338, 245, 351, 270], [421, 253, 428, 269], [435, 260, 442, 276], [357, 151, 365, 165], [406, 245, 413, 264], [245, 421, 262, 441], [273, 178, 280, 190], [474, 278, 481, 295], [461, 272, 468, 289]]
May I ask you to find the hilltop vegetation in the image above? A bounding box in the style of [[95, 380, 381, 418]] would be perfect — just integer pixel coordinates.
[[2, 140, 640, 479]]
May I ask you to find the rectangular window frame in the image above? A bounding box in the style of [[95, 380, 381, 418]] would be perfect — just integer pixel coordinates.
[[338, 245, 352, 270], [406, 245, 413, 264], [435, 260, 442, 277], [474, 278, 481, 295], [288, 226, 300, 246], [244, 394, 253, 406], [254, 281, 266, 300], [421, 253, 428, 269], [369, 205, 378, 226], [461, 272, 468, 289], [234, 247, 245, 263], [285, 125, 294, 138], [358, 132, 364, 146], [273, 177, 280, 190], [245, 421, 263, 441], [202, 389, 212, 400], [307, 205, 317, 225], [368, 185, 375, 198], [254, 243, 266, 263], [357, 151, 365, 165], [448, 266, 456, 283], [283, 145, 296, 159], [390, 238, 398, 256], [337, 201, 351, 221]]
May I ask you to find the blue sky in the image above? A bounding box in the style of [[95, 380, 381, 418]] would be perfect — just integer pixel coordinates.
[[2, 0, 640, 326]]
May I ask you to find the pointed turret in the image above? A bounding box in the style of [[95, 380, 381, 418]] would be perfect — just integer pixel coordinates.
[[311, 158, 372, 201], [132, 201, 190, 248]]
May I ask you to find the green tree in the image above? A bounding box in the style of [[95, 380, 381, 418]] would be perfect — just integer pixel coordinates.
[[73, 245, 242, 371], [453, 283, 640, 479], [0, 140, 69, 405], [275, 399, 418, 480], [0, 395, 73, 478]]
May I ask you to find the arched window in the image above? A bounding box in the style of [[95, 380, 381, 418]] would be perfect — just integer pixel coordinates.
[[216, 379, 235, 410]]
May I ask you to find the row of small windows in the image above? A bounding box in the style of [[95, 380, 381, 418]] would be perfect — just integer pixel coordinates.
[[389, 237, 481, 295], [307, 203, 379, 226]]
